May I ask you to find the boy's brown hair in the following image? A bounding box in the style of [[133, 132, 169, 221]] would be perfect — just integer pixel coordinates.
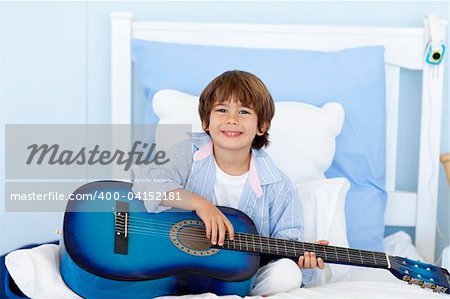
[[198, 70, 275, 149]]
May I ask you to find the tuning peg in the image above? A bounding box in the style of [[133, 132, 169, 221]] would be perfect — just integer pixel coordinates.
[[55, 229, 63, 235], [410, 278, 422, 286]]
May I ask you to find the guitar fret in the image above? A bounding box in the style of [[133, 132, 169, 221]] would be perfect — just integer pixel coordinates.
[[252, 234, 256, 252], [362, 250, 377, 266], [238, 234, 242, 251], [378, 252, 389, 267], [303, 242, 312, 253], [292, 240, 297, 257], [348, 249, 359, 264], [245, 234, 249, 252]]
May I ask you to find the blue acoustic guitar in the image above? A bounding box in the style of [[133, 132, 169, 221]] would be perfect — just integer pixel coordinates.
[[59, 181, 450, 298]]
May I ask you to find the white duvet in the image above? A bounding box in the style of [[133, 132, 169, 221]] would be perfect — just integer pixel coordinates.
[[159, 280, 446, 299], [6, 232, 447, 299]]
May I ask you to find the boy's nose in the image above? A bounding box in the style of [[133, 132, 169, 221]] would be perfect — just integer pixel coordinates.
[[226, 118, 238, 125]]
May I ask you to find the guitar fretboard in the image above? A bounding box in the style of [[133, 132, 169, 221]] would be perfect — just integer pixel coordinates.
[[219, 232, 389, 269]]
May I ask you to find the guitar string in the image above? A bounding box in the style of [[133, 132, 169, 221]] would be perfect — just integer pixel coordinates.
[[118, 214, 387, 260], [119, 221, 387, 262], [124, 226, 388, 266], [115, 214, 388, 262], [116, 223, 388, 265], [114, 214, 388, 263], [122, 223, 378, 259]]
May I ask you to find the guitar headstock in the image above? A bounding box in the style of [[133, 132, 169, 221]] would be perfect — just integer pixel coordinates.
[[389, 256, 450, 294]]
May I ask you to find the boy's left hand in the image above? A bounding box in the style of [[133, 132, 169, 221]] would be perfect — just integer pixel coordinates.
[[297, 240, 329, 269]]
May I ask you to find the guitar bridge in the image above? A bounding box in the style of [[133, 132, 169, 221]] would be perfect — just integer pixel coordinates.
[[114, 201, 129, 255]]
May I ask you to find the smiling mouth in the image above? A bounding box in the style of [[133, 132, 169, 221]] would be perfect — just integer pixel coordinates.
[[222, 131, 242, 137]]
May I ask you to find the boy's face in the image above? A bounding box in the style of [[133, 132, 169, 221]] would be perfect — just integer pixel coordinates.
[[206, 98, 266, 153]]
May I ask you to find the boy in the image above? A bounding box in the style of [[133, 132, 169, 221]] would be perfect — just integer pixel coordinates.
[[132, 70, 327, 296]]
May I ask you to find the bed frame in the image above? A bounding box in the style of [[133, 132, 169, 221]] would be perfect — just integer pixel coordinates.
[[109, 12, 447, 263]]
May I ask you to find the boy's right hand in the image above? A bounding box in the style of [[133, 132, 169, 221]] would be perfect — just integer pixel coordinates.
[[192, 196, 234, 246]]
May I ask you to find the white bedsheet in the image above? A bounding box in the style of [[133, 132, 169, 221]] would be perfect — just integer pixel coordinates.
[[159, 280, 446, 299], [6, 231, 446, 299]]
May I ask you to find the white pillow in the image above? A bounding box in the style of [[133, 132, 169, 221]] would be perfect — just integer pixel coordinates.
[[267, 101, 344, 182], [153, 89, 204, 132], [5, 244, 82, 299], [153, 89, 344, 182], [296, 177, 350, 286]]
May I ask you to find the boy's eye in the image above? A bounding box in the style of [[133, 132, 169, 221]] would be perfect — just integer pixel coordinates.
[[215, 108, 227, 113], [239, 110, 251, 115]]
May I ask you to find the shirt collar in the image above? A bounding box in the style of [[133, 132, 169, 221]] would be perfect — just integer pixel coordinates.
[[192, 133, 281, 198]]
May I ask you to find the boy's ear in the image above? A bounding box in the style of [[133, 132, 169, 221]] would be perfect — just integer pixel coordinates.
[[257, 122, 269, 136]]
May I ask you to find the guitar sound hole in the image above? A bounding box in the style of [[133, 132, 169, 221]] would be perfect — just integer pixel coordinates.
[[178, 226, 211, 251], [169, 220, 219, 256]]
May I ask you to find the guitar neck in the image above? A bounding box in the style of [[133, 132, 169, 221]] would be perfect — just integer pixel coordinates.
[[218, 232, 389, 269]]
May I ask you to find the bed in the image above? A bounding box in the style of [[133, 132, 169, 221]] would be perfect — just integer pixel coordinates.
[[3, 11, 448, 299], [110, 11, 447, 261]]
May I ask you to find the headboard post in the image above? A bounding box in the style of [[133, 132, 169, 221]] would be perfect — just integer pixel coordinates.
[[111, 12, 133, 124], [111, 12, 133, 181], [385, 64, 400, 192], [415, 15, 446, 263]]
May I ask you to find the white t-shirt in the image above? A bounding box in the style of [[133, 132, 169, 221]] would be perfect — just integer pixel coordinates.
[[211, 159, 249, 209]]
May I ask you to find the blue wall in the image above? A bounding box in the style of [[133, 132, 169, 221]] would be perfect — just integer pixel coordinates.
[[1, 1, 449, 262]]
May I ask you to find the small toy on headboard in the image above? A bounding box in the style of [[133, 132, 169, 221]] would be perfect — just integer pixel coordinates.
[[425, 14, 446, 65]]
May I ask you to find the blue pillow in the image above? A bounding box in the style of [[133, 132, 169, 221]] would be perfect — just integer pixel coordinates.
[[133, 40, 387, 251]]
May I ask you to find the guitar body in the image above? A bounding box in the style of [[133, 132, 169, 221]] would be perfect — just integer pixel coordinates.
[[60, 181, 260, 299]]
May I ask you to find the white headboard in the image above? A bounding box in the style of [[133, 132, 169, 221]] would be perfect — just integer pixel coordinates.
[[110, 12, 446, 263]]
